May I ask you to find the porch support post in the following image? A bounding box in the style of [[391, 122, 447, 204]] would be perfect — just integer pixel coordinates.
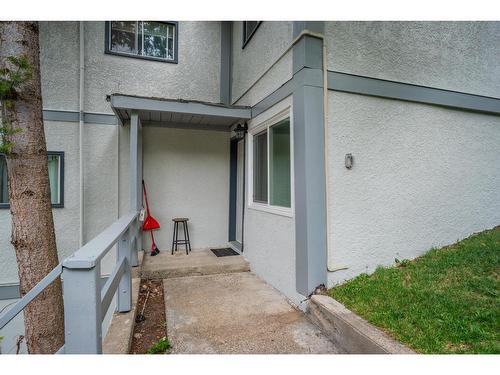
[[130, 111, 143, 266], [117, 228, 132, 312], [62, 263, 102, 354], [292, 22, 328, 296]]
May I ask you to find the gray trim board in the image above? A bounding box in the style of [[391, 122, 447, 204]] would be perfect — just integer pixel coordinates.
[[142, 121, 232, 132], [111, 95, 251, 120], [0, 284, 20, 300], [220, 22, 232, 105], [43, 110, 118, 125], [292, 22, 328, 296], [328, 71, 500, 115]]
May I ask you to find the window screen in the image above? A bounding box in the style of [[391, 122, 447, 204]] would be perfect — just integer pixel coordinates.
[[269, 119, 291, 208], [253, 130, 268, 203]]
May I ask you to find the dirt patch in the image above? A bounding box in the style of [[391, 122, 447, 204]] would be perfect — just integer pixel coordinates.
[[130, 279, 168, 354]]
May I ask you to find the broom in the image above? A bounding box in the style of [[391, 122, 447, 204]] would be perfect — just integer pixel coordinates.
[[142, 180, 160, 256]]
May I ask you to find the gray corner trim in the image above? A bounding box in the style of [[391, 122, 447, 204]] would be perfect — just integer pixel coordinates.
[[43, 110, 118, 125], [250, 68, 323, 119], [328, 71, 500, 115], [292, 36, 323, 75], [292, 21, 324, 38], [292, 22, 328, 296], [220, 22, 232, 105]]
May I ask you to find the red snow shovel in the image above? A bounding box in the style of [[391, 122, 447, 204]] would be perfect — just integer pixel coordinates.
[[142, 180, 160, 256]]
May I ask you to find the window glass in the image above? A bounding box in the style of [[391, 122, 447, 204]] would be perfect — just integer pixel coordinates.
[[110, 21, 138, 54], [143, 22, 172, 59], [243, 21, 260, 47], [253, 131, 268, 203], [0, 154, 62, 207], [47, 155, 60, 205], [109, 21, 176, 61], [269, 119, 291, 208], [0, 155, 7, 204]]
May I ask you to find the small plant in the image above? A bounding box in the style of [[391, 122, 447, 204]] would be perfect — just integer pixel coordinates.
[[146, 337, 170, 354]]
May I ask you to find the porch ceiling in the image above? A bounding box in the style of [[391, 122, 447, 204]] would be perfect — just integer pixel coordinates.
[[110, 94, 251, 131]]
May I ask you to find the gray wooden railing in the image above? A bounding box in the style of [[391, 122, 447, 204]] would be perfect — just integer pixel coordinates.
[[0, 210, 140, 354]]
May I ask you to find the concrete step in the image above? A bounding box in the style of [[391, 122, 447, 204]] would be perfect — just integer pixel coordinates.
[[139, 248, 250, 279]]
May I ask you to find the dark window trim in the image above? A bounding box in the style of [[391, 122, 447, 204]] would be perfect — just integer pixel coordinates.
[[104, 21, 179, 64], [242, 21, 262, 49], [0, 151, 65, 209]]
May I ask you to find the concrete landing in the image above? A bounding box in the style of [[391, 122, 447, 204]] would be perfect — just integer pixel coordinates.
[[140, 248, 250, 279], [163, 273, 339, 354]]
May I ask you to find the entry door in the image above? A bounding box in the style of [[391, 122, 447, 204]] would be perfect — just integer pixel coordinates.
[[235, 140, 244, 244], [228, 137, 245, 249]]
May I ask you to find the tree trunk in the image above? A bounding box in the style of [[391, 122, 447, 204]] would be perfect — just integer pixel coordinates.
[[0, 22, 64, 354]]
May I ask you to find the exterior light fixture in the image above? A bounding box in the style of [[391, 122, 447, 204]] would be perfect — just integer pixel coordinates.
[[234, 123, 248, 140], [345, 153, 353, 169]]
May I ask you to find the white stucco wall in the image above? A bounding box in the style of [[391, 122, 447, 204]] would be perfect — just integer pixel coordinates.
[[84, 21, 221, 114], [325, 21, 500, 98], [326, 91, 500, 286], [39, 22, 80, 112], [142, 127, 230, 251], [0, 122, 120, 285], [242, 96, 304, 306], [0, 121, 80, 285], [39, 21, 222, 115], [232, 21, 293, 106]]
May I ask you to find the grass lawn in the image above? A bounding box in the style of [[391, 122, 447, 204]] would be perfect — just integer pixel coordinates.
[[328, 226, 500, 354]]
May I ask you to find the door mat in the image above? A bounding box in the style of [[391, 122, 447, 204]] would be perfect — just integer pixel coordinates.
[[210, 248, 240, 257]]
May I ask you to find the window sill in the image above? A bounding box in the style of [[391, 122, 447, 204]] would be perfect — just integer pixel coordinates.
[[248, 202, 293, 218], [104, 50, 178, 64]]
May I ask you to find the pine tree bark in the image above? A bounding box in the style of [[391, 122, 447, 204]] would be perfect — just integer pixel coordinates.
[[0, 21, 64, 354]]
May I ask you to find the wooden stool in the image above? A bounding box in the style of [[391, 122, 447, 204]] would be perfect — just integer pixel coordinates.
[[171, 218, 191, 255]]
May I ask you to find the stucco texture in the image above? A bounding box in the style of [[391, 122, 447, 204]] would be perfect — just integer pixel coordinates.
[[0, 122, 120, 284], [232, 21, 293, 106], [326, 91, 500, 286], [39, 22, 80, 111], [142, 127, 230, 252], [326, 22, 500, 98], [0, 122, 80, 284], [84, 21, 221, 114]]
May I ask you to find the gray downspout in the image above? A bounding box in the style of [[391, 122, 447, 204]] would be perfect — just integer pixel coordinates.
[[79, 21, 85, 247]]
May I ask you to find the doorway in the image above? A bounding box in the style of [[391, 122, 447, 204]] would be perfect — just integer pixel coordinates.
[[228, 137, 245, 251]]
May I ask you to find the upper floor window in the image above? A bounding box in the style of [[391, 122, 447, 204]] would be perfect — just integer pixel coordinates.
[[105, 21, 178, 63], [242, 21, 261, 48], [0, 152, 64, 209]]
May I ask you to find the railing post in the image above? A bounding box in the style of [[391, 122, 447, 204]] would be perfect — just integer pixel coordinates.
[[117, 229, 132, 312], [62, 262, 102, 354]]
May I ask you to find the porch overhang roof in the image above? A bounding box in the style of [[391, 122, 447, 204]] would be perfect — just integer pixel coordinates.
[[109, 94, 251, 131]]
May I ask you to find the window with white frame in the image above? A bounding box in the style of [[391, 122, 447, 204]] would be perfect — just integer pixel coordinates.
[[106, 21, 177, 62], [251, 115, 291, 211], [0, 152, 64, 208]]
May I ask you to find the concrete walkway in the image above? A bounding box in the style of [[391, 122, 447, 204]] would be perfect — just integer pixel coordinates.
[[163, 272, 339, 354]]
